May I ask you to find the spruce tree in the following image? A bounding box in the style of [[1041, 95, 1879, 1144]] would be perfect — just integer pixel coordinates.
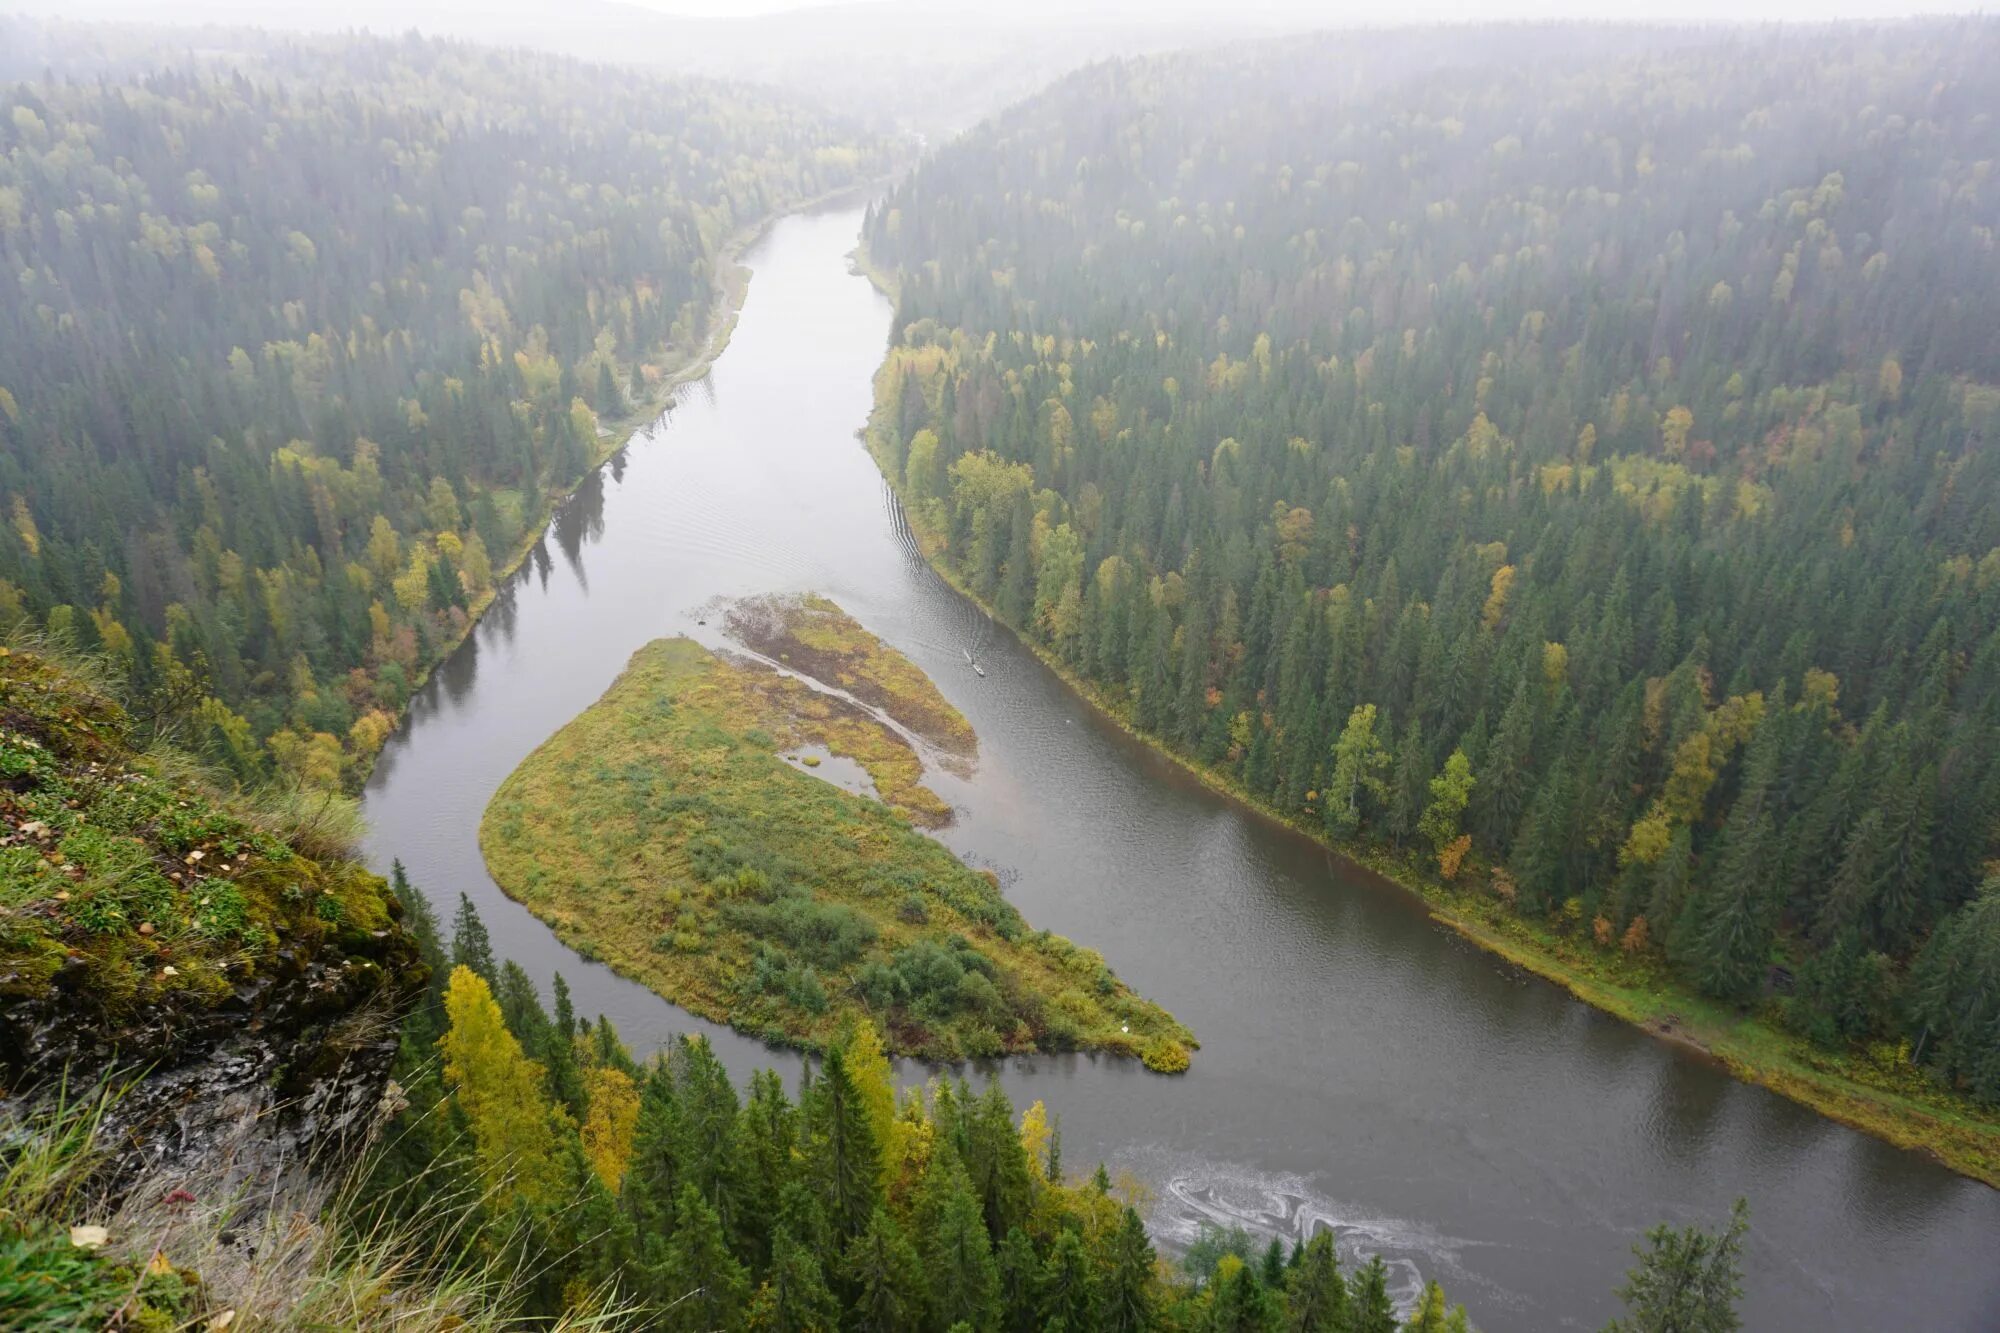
[[449, 892, 496, 981], [963, 1083, 1033, 1242], [919, 1150, 1000, 1332], [1038, 1230, 1095, 1330], [1206, 1258, 1276, 1333], [754, 1226, 843, 1333], [1602, 1199, 1749, 1333], [1283, 1231, 1349, 1332], [994, 1227, 1040, 1333], [804, 1045, 883, 1242], [843, 1207, 925, 1333], [1351, 1256, 1397, 1333], [1100, 1207, 1157, 1332], [657, 1183, 749, 1333]]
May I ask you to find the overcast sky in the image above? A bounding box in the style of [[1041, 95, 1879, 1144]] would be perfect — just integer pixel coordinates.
[[619, 0, 1986, 18], [9, 0, 1985, 24]]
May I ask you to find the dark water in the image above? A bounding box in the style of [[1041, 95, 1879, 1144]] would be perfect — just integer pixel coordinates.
[[362, 204, 2000, 1331]]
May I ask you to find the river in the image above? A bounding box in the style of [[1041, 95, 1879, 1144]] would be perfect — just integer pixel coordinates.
[[361, 202, 2000, 1331]]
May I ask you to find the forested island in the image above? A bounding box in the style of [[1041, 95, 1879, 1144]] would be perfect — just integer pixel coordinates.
[[480, 598, 1192, 1068], [860, 20, 2000, 1180]]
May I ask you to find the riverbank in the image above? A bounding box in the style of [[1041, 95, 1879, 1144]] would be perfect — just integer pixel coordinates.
[[347, 184, 885, 787], [849, 252, 2000, 1190]]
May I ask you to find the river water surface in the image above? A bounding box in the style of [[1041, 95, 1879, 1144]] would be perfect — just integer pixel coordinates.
[[362, 204, 2000, 1330]]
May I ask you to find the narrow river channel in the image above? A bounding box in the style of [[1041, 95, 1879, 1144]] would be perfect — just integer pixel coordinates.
[[361, 202, 2000, 1331]]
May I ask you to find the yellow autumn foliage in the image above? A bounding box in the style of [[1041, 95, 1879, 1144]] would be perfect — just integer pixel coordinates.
[[580, 1065, 640, 1192], [441, 966, 564, 1210]]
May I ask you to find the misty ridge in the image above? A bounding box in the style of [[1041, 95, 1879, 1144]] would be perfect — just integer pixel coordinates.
[[0, 0, 1931, 137]]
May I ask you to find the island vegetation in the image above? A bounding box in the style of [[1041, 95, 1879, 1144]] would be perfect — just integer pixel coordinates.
[[480, 613, 1191, 1068], [729, 593, 979, 764], [859, 20, 2000, 1182]]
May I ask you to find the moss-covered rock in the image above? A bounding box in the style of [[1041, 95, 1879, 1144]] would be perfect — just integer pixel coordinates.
[[0, 647, 421, 1180]]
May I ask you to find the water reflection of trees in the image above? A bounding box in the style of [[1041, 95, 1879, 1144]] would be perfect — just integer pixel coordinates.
[[436, 627, 479, 709], [1841, 1127, 1968, 1235], [483, 579, 520, 650], [552, 467, 607, 590], [530, 534, 554, 591]]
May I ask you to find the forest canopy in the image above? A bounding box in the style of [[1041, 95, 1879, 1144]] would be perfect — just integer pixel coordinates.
[[0, 23, 889, 787], [862, 20, 2000, 1105]]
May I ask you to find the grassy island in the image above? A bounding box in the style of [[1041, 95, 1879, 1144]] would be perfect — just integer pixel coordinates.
[[479, 621, 1192, 1067]]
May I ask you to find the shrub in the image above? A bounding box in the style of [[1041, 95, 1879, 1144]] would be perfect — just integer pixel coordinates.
[[855, 960, 903, 1009], [891, 938, 964, 1010], [1141, 1036, 1191, 1073], [1621, 916, 1651, 955], [783, 965, 828, 1014], [955, 969, 1008, 1025], [722, 890, 877, 969], [1439, 833, 1472, 881], [1181, 1221, 1256, 1283]]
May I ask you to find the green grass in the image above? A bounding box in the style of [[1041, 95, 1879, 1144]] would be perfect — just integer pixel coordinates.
[[479, 635, 1193, 1067], [0, 646, 402, 1025]]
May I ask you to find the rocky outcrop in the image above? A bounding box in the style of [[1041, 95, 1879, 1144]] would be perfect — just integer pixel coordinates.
[[0, 647, 423, 1200]]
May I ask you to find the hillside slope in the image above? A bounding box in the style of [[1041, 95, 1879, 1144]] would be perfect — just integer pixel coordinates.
[[861, 20, 2000, 1173]]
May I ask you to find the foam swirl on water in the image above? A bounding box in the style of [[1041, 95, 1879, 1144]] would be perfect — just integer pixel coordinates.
[[1119, 1147, 1482, 1318]]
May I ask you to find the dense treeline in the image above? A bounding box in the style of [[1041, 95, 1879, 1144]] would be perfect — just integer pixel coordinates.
[[368, 868, 1477, 1331], [863, 22, 2000, 1102], [0, 23, 888, 786]]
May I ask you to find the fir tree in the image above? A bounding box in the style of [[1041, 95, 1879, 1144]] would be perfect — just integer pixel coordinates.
[[1602, 1199, 1749, 1333], [804, 1045, 883, 1243], [1283, 1231, 1350, 1332], [753, 1226, 843, 1333], [449, 892, 496, 982], [658, 1182, 750, 1333], [918, 1150, 1000, 1331], [1100, 1207, 1158, 1332], [842, 1207, 925, 1333], [1351, 1256, 1397, 1333], [1038, 1229, 1095, 1330]]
